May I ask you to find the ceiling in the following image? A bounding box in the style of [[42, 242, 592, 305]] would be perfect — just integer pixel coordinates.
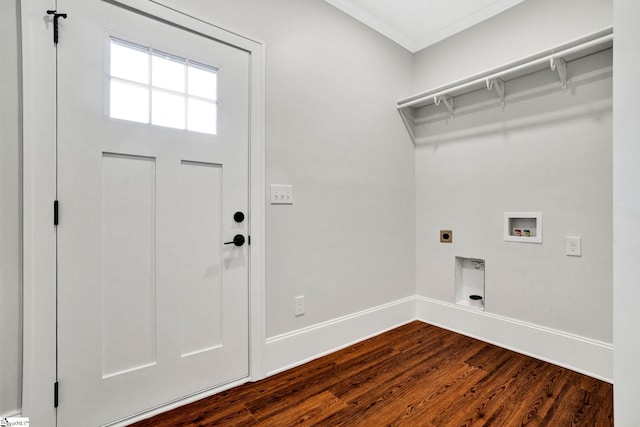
[[324, 0, 526, 53]]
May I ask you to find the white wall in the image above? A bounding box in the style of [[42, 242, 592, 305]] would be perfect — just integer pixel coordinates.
[[415, 51, 613, 342], [613, 0, 640, 424], [412, 0, 613, 358], [0, 0, 22, 417], [154, 0, 416, 339]]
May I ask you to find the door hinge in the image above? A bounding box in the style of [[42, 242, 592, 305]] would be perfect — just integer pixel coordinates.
[[54, 200, 59, 226], [46, 10, 68, 45], [54, 381, 59, 408], [248, 235, 251, 245]]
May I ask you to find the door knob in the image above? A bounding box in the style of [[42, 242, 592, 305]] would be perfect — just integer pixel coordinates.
[[234, 211, 245, 223], [224, 234, 245, 247]]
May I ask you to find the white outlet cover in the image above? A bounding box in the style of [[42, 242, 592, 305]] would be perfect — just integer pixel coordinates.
[[566, 236, 582, 257], [271, 184, 294, 205]]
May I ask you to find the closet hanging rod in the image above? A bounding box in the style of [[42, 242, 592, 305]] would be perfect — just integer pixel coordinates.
[[398, 31, 613, 111]]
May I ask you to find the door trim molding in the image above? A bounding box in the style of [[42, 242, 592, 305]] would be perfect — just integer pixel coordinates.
[[21, 1, 266, 424]]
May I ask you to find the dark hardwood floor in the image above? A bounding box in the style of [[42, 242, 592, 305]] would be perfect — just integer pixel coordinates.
[[130, 321, 613, 426]]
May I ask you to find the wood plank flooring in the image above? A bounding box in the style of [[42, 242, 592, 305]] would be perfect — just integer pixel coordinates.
[[130, 321, 613, 426]]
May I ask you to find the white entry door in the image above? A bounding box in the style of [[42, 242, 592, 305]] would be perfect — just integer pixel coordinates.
[[56, 1, 250, 425]]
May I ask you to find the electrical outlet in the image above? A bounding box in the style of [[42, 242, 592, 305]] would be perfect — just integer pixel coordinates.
[[566, 236, 582, 257], [294, 295, 305, 316], [271, 184, 294, 204]]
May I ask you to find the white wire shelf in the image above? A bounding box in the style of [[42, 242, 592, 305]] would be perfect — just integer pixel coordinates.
[[397, 27, 613, 141]]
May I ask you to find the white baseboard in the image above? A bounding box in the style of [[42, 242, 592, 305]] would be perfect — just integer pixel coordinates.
[[416, 296, 613, 382], [106, 294, 611, 425], [263, 296, 416, 376], [263, 295, 613, 382]]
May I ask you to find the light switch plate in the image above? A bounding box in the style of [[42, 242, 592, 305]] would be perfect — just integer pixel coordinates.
[[270, 184, 293, 205], [294, 295, 305, 316]]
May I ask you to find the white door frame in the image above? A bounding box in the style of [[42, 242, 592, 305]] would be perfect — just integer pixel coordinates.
[[20, 1, 266, 424]]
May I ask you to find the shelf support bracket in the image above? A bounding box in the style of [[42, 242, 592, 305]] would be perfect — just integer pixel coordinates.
[[486, 78, 505, 106], [434, 95, 454, 118], [550, 57, 568, 91]]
